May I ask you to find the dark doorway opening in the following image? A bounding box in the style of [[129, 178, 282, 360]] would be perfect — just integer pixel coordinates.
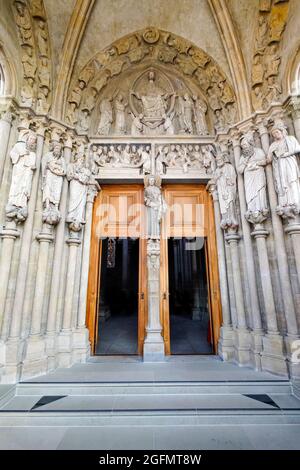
[[168, 238, 213, 354], [96, 238, 139, 354]]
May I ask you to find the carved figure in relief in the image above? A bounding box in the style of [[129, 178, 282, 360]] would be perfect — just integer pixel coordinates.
[[265, 76, 282, 104], [6, 131, 37, 222], [214, 109, 226, 133], [265, 44, 281, 78], [131, 70, 168, 120], [79, 64, 95, 86], [176, 94, 193, 134], [97, 97, 113, 135], [224, 104, 236, 126], [15, 1, 34, 47], [252, 85, 264, 110], [138, 145, 151, 174], [144, 175, 167, 238], [21, 46, 37, 80], [203, 145, 216, 174], [78, 109, 90, 132], [114, 93, 128, 134], [252, 55, 265, 85], [42, 142, 66, 224], [269, 8, 287, 43], [38, 57, 50, 89], [190, 145, 204, 169], [218, 80, 234, 106], [69, 80, 85, 109], [21, 78, 35, 106], [193, 96, 208, 135], [82, 87, 97, 114], [255, 15, 268, 53], [238, 132, 268, 217], [36, 20, 48, 57], [207, 86, 222, 112], [214, 152, 238, 229], [267, 122, 300, 215], [67, 151, 91, 231], [130, 113, 144, 135]]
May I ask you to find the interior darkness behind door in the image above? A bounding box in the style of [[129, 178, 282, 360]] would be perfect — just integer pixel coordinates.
[[96, 238, 139, 354]]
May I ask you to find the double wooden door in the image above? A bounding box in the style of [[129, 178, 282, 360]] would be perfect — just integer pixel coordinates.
[[86, 184, 221, 355]]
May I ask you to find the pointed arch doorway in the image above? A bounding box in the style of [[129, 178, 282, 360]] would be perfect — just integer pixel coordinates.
[[86, 182, 222, 357]]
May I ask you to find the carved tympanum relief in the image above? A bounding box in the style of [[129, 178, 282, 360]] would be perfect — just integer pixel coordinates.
[[66, 28, 237, 134], [251, 0, 290, 111], [13, 0, 52, 113], [89, 142, 217, 179]]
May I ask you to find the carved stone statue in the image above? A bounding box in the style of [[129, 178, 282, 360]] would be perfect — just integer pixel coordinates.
[[6, 131, 37, 222], [202, 145, 216, 174], [144, 175, 167, 238], [14, 1, 34, 47], [131, 70, 168, 120], [267, 121, 300, 217], [177, 94, 194, 134], [114, 93, 128, 134], [238, 132, 268, 219], [42, 142, 66, 225], [214, 151, 238, 230], [265, 76, 282, 104], [36, 20, 48, 57], [138, 145, 151, 174], [97, 97, 113, 135], [66, 151, 91, 231], [193, 96, 208, 135]]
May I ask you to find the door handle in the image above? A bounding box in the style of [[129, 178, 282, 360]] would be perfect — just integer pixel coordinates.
[[139, 292, 144, 300], [163, 292, 169, 300]]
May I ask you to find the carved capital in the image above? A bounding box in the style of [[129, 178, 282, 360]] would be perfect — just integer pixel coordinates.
[[87, 182, 100, 203], [206, 179, 218, 201], [50, 123, 65, 143], [276, 204, 300, 220], [42, 207, 61, 226], [245, 209, 269, 226], [63, 131, 74, 149]]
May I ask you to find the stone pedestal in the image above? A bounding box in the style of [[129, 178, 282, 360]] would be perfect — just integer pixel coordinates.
[[261, 334, 287, 376], [143, 239, 165, 362], [233, 328, 252, 366], [218, 325, 235, 361]]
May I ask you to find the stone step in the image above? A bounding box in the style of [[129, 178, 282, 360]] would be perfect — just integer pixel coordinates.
[[15, 380, 292, 397]]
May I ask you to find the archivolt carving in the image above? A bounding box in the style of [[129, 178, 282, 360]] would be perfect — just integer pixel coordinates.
[[12, 0, 52, 113], [66, 28, 237, 134], [251, 0, 290, 111]]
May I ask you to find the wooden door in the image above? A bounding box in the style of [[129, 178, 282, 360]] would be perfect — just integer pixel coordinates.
[[161, 184, 222, 354], [86, 185, 146, 354]]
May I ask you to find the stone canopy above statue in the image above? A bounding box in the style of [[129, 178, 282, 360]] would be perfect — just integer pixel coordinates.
[[93, 66, 211, 137]]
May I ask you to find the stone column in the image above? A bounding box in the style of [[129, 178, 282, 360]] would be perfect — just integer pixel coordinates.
[[143, 238, 165, 361], [225, 228, 251, 365], [57, 231, 81, 367], [22, 224, 54, 378], [258, 121, 298, 373], [285, 215, 300, 288], [45, 132, 72, 371], [73, 183, 100, 362], [231, 134, 264, 368], [248, 213, 286, 375], [5, 120, 47, 383], [207, 182, 234, 360], [0, 106, 14, 184], [0, 222, 20, 338]]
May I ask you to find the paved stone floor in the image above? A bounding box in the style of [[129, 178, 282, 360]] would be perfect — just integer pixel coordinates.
[[0, 356, 299, 450]]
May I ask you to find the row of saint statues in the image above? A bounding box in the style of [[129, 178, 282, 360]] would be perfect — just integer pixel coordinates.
[[4, 122, 300, 236]]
